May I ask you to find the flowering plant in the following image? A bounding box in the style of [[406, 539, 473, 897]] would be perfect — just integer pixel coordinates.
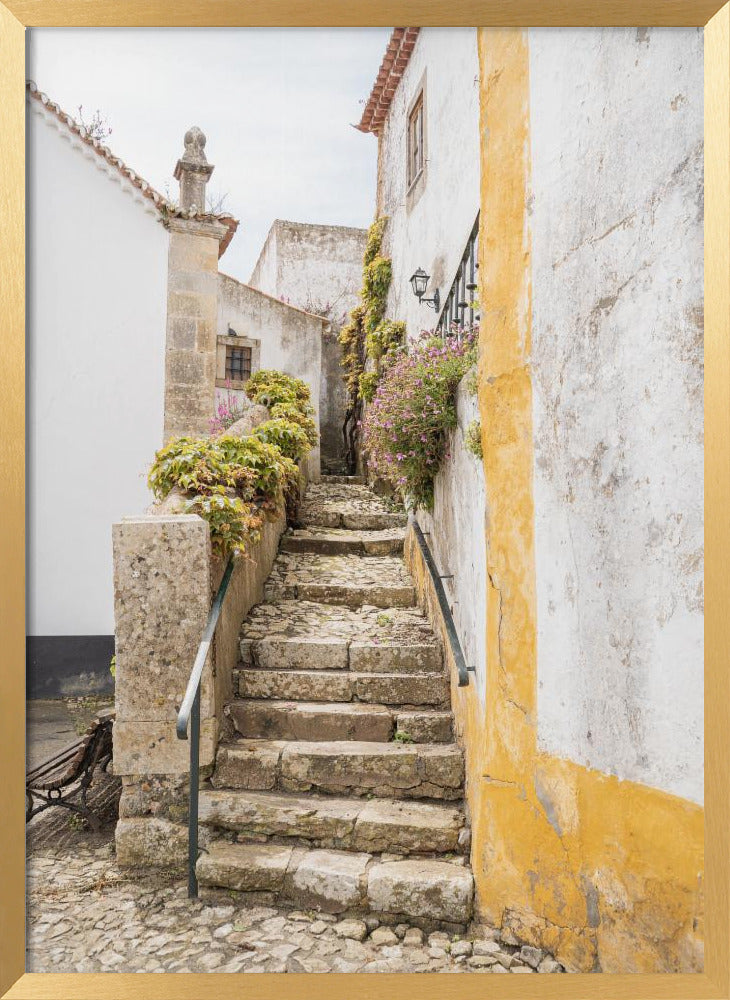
[[209, 384, 246, 435], [363, 335, 476, 509]]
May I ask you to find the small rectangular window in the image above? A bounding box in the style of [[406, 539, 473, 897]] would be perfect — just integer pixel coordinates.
[[407, 94, 424, 187], [225, 344, 252, 382]]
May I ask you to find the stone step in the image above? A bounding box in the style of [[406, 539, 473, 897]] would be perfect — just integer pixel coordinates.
[[265, 553, 416, 609], [236, 669, 450, 707], [199, 788, 466, 854], [320, 475, 365, 485], [212, 739, 464, 800], [226, 700, 453, 743], [298, 483, 407, 531], [197, 841, 474, 924], [281, 527, 405, 556], [240, 601, 442, 674], [241, 635, 442, 675]]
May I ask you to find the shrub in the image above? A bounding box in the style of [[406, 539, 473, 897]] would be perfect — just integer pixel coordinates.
[[147, 437, 233, 499], [245, 369, 311, 409], [149, 368, 316, 556], [184, 494, 262, 556], [253, 417, 311, 462], [363, 336, 476, 510], [270, 402, 318, 447]]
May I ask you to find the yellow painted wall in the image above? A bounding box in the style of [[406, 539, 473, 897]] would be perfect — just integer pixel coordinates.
[[409, 27, 704, 974]]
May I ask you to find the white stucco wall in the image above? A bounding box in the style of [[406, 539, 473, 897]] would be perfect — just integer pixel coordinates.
[[376, 28, 481, 339], [529, 28, 704, 803], [249, 220, 367, 465], [249, 220, 366, 325], [217, 273, 324, 477], [417, 380, 488, 706], [27, 99, 169, 638]]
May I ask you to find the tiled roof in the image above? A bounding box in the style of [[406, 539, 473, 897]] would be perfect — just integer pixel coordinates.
[[27, 81, 238, 257], [356, 28, 420, 134]]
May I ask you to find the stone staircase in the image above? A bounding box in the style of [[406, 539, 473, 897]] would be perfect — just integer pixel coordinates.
[[197, 476, 475, 929]]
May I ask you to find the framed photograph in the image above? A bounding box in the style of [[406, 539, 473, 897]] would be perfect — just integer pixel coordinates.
[[1, 2, 728, 998]]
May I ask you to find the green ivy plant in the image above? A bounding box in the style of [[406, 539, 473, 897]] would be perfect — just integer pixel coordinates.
[[465, 419, 483, 460], [184, 494, 262, 557], [245, 369, 312, 409], [253, 417, 311, 462], [148, 370, 313, 555]]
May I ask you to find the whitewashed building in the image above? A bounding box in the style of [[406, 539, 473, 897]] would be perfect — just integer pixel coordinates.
[[26, 84, 342, 694], [357, 27, 481, 339]]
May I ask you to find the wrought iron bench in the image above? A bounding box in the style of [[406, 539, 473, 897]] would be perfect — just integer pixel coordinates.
[[26, 708, 115, 831]]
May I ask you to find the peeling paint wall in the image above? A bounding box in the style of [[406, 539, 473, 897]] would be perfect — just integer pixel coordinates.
[[376, 28, 480, 338], [530, 27, 704, 806], [249, 220, 367, 466], [468, 27, 704, 973]]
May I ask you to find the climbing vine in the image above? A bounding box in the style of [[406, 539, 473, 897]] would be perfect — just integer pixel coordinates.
[[339, 218, 407, 472]]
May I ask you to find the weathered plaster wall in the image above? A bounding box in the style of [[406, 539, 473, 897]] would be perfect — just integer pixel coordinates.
[[249, 220, 368, 465], [466, 27, 704, 973], [27, 96, 169, 642], [529, 27, 704, 805], [217, 272, 325, 479], [376, 28, 480, 339], [416, 380, 488, 707]]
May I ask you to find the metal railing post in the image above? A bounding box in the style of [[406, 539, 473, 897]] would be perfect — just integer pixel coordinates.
[[188, 685, 201, 898], [177, 553, 236, 902]]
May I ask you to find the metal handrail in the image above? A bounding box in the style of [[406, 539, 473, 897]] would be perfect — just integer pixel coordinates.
[[409, 517, 473, 687], [176, 553, 236, 898], [437, 212, 480, 336]]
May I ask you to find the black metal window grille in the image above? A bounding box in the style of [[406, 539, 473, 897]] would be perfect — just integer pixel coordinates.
[[225, 345, 252, 381], [407, 95, 424, 187], [437, 213, 480, 338]]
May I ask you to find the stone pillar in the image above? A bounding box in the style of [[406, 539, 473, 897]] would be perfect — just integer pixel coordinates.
[[113, 514, 217, 864], [163, 128, 227, 441]]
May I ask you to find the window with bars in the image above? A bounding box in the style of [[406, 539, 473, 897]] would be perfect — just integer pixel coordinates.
[[407, 93, 424, 188], [225, 344, 252, 382]]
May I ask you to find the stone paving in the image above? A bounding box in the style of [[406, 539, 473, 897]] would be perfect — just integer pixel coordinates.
[[27, 829, 565, 973], [298, 483, 407, 529]]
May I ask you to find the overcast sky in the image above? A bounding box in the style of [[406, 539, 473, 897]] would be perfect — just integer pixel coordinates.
[[28, 28, 390, 279]]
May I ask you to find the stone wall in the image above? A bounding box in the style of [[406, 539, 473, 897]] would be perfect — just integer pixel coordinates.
[[113, 510, 286, 865], [248, 220, 368, 468]]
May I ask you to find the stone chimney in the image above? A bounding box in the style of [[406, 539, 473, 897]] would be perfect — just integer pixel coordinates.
[[174, 125, 213, 214], [163, 127, 228, 441]]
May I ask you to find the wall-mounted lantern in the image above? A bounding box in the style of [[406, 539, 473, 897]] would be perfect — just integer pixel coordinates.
[[409, 267, 440, 312]]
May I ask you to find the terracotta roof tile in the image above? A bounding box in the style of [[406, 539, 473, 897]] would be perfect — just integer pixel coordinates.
[[27, 81, 238, 257], [356, 27, 420, 135]]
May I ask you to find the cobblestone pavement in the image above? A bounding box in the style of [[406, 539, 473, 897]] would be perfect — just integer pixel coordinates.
[[27, 828, 565, 974]]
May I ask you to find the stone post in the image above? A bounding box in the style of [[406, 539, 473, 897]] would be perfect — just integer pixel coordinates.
[[113, 513, 217, 864], [163, 127, 227, 441]]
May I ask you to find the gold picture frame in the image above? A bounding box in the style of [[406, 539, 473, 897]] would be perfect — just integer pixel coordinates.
[[1, 3, 727, 997]]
